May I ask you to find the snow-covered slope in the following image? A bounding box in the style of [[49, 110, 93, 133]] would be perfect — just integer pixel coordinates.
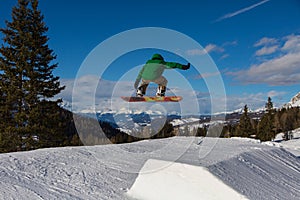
[[0, 137, 299, 200], [284, 92, 300, 108], [265, 128, 300, 157], [127, 159, 248, 200]]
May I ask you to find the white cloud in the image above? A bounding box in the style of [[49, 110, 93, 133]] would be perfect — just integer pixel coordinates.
[[231, 52, 300, 85], [229, 34, 300, 86], [62, 75, 132, 99], [267, 90, 286, 99], [254, 37, 278, 47], [223, 40, 238, 47], [194, 71, 221, 80], [225, 91, 287, 112], [57, 75, 134, 111], [254, 37, 279, 56], [255, 45, 279, 56], [225, 93, 266, 111], [186, 41, 235, 60], [214, 0, 270, 22], [186, 49, 206, 56], [205, 44, 224, 53], [220, 54, 229, 60], [282, 34, 300, 52], [186, 44, 224, 56]]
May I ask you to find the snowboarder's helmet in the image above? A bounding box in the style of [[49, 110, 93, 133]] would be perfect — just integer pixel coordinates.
[[152, 54, 164, 61]]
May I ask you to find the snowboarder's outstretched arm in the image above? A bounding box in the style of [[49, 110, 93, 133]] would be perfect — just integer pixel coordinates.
[[164, 62, 190, 70]]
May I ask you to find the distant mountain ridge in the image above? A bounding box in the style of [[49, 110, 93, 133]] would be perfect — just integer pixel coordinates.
[[290, 92, 300, 105], [284, 92, 300, 108], [60, 91, 300, 123]]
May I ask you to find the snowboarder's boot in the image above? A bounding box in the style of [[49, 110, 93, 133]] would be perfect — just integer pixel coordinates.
[[136, 84, 148, 97], [156, 86, 166, 97]]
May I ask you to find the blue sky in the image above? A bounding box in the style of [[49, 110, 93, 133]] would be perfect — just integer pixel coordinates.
[[1, 0, 300, 113]]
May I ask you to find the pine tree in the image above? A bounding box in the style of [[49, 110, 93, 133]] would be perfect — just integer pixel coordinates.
[[257, 114, 275, 141], [221, 125, 230, 138], [257, 97, 275, 141], [196, 125, 207, 137], [0, 0, 65, 151], [235, 105, 254, 137], [265, 97, 274, 113]]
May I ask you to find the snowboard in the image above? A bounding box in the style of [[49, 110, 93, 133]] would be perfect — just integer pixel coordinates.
[[121, 96, 182, 102]]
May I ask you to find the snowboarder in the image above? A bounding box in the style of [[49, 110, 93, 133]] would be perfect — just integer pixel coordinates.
[[134, 54, 190, 97]]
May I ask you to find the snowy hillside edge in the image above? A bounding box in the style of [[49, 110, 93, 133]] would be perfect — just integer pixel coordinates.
[[0, 136, 299, 200]]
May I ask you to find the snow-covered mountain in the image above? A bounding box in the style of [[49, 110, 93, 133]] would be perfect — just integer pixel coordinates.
[[0, 135, 299, 200], [59, 99, 256, 134], [96, 111, 182, 134], [59, 93, 300, 135], [284, 92, 300, 108], [59, 99, 183, 133]]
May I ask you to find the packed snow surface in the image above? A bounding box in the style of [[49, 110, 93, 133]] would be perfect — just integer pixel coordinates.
[[127, 159, 248, 200], [267, 128, 300, 157], [0, 136, 299, 200]]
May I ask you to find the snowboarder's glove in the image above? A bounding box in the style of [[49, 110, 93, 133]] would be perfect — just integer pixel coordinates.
[[134, 79, 140, 89], [182, 63, 190, 70]]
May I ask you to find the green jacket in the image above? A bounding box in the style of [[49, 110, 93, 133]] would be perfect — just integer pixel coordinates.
[[136, 54, 185, 81]]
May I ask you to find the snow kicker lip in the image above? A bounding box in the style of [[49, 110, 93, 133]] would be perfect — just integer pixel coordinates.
[[127, 159, 249, 200]]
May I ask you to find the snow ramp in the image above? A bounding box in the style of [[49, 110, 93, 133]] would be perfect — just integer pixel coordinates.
[[208, 148, 300, 200], [127, 159, 248, 200]]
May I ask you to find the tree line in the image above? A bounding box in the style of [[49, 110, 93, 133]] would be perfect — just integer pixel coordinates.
[[74, 114, 175, 145], [196, 97, 300, 141]]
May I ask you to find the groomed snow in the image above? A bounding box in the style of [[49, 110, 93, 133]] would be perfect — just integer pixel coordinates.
[[266, 128, 300, 157], [0, 136, 299, 199], [127, 159, 248, 200]]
